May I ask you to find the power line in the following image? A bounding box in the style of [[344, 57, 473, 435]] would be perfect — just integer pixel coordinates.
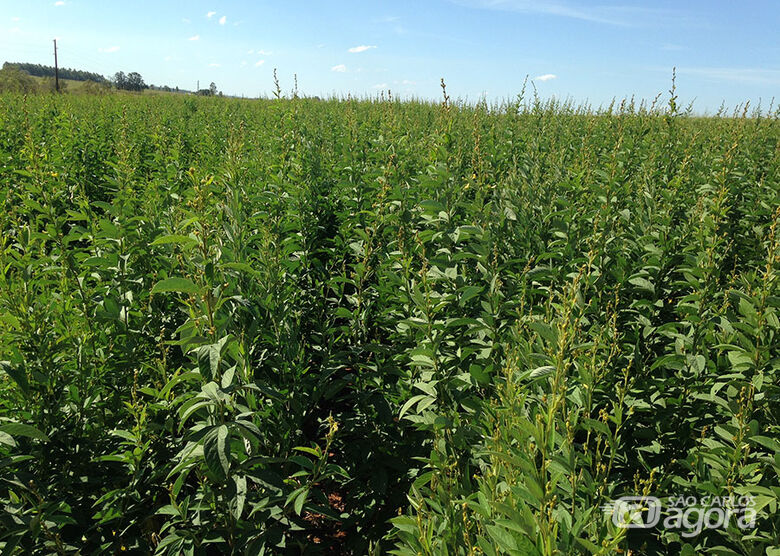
[[53, 39, 59, 92]]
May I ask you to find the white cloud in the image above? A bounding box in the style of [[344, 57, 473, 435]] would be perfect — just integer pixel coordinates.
[[164, 56, 173, 62], [11, 16, 21, 21], [257, 49, 272, 55], [54, 1, 65, 6], [331, 64, 347, 72], [98, 46, 120, 53], [348, 45, 377, 53], [372, 83, 388, 89], [255, 60, 265, 67], [661, 43, 683, 51], [206, 11, 216, 18], [219, 15, 226, 25], [209, 63, 221, 67], [241, 61, 248, 66], [188, 34, 200, 41], [533, 73, 557, 82], [182, 18, 191, 24]]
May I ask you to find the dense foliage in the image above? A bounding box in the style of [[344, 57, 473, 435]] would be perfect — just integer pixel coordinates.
[[0, 90, 778, 555], [113, 72, 148, 92]]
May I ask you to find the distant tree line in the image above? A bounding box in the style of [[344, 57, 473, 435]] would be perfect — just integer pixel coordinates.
[[0, 65, 113, 94], [3, 62, 107, 83], [196, 82, 220, 96], [2, 61, 192, 96]]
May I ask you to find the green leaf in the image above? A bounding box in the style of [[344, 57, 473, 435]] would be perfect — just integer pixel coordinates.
[[0, 431, 16, 447], [203, 425, 230, 480], [151, 277, 201, 295], [221, 262, 262, 278], [413, 381, 437, 397], [529, 321, 557, 344], [485, 523, 518, 551], [459, 286, 483, 306], [399, 394, 428, 419], [233, 475, 247, 519], [294, 487, 308, 516], [0, 423, 49, 442], [285, 486, 309, 516], [748, 435, 780, 452], [629, 276, 655, 294], [0, 361, 29, 396], [293, 446, 321, 458], [469, 364, 490, 385], [151, 234, 198, 248], [528, 366, 555, 380]]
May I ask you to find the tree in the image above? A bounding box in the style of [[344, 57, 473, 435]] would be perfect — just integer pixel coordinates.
[[0, 66, 38, 93], [113, 71, 147, 92], [209, 81, 217, 96], [4, 62, 106, 82], [82, 80, 110, 95], [126, 72, 147, 91], [113, 71, 127, 90], [41, 76, 68, 93]]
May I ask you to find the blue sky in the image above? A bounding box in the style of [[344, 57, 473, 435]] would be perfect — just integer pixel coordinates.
[[1, 0, 778, 111]]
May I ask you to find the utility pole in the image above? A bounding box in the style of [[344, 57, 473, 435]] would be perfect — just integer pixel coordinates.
[[197, 80, 199, 93], [53, 39, 60, 93]]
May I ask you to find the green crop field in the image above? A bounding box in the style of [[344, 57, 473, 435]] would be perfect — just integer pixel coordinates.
[[0, 90, 778, 555]]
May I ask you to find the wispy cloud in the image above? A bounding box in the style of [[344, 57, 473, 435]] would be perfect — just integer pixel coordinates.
[[677, 67, 780, 85], [375, 15, 406, 34], [331, 64, 347, 72], [98, 46, 120, 53], [11, 16, 21, 21], [54, 1, 65, 6], [533, 73, 557, 82], [255, 60, 265, 67], [182, 18, 191, 24], [401, 79, 415, 85], [372, 83, 388, 89], [450, 0, 671, 26], [206, 11, 216, 18], [219, 15, 226, 25], [188, 34, 200, 41], [348, 45, 377, 53], [257, 49, 272, 56], [661, 43, 683, 51], [209, 63, 221, 67]]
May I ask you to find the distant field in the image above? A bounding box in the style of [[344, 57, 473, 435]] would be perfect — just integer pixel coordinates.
[[0, 92, 777, 554], [26, 75, 99, 92], [21, 75, 180, 95]]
